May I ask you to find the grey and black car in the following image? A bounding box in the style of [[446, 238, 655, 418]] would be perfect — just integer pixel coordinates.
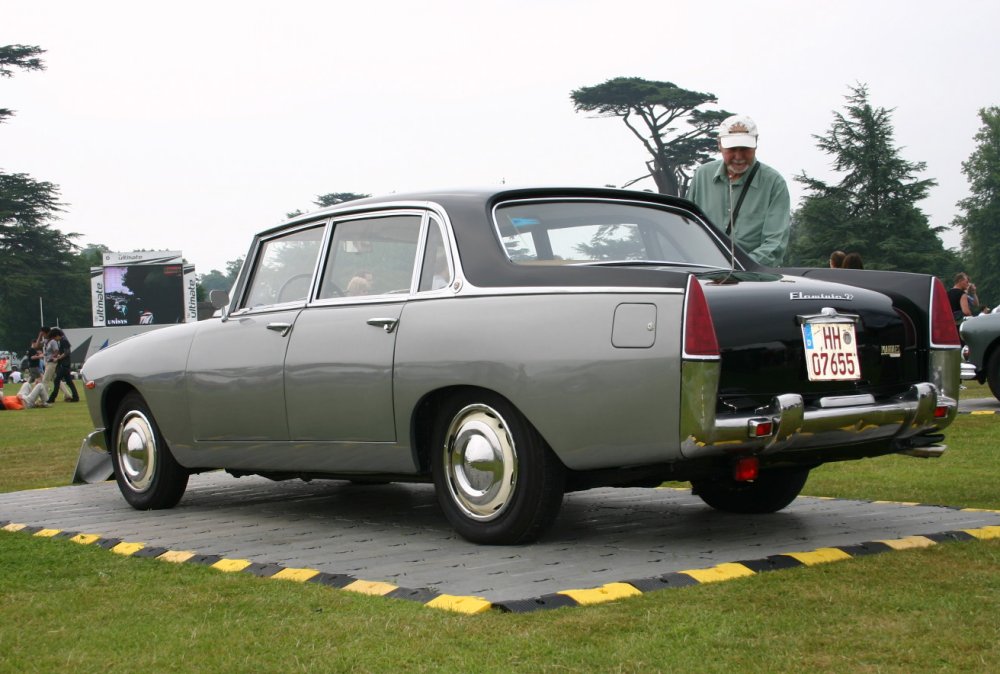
[[80, 187, 962, 544]]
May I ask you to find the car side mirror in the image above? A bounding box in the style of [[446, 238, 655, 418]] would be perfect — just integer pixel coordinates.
[[209, 289, 231, 320]]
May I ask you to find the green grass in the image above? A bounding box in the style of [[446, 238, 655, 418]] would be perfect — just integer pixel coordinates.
[[1, 394, 999, 673], [0, 388, 92, 492]]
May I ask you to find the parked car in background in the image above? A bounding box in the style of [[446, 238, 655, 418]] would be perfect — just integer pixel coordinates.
[[80, 187, 961, 544], [960, 312, 1000, 400]]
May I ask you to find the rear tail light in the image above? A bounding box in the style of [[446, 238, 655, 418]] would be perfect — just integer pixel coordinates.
[[683, 275, 720, 358], [930, 277, 960, 347]]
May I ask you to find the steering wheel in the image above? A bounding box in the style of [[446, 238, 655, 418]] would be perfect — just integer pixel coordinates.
[[276, 273, 312, 303]]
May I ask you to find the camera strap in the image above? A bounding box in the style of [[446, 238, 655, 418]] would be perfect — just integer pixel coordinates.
[[726, 161, 761, 235]]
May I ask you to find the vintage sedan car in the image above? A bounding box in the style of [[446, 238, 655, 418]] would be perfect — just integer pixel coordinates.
[[960, 312, 1000, 399], [80, 187, 961, 544]]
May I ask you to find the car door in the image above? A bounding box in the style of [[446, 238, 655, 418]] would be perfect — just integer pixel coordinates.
[[284, 211, 425, 443], [186, 223, 326, 442]]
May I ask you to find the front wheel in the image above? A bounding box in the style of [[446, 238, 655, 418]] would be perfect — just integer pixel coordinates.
[[692, 467, 809, 514], [431, 392, 564, 544], [111, 392, 189, 510]]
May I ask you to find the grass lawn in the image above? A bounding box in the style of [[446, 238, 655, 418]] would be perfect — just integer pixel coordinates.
[[1, 385, 998, 673]]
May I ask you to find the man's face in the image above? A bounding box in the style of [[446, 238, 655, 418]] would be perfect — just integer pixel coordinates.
[[720, 144, 756, 177]]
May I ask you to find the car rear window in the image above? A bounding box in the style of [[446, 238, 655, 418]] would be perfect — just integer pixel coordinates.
[[493, 199, 730, 268]]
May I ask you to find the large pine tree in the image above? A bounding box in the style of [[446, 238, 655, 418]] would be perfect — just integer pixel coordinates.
[[787, 84, 958, 277], [953, 107, 1000, 306]]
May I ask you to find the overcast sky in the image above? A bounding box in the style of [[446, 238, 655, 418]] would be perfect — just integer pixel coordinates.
[[4, 0, 997, 274]]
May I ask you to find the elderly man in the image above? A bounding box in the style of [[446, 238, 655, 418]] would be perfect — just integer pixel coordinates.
[[687, 115, 790, 267]]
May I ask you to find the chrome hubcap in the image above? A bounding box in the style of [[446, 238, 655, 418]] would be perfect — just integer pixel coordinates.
[[116, 410, 157, 492], [443, 404, 517, 521]]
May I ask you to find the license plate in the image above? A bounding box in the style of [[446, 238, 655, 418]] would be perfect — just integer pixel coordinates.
[[802, 321, 861, 381]]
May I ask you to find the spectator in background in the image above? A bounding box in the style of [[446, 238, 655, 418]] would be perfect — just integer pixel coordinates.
[[0, 379, 51, 409], [842, 252, 864, 269], [28, 327, 49, 381], [41, 327, 60, 395], [829, 250, 846, 268], [687, 115, 791, 266], [948, 272, 990, 322], [45, 328, 80, 404]]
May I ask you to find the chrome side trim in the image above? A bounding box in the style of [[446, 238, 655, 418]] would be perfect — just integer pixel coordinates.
[[679, 360, 720, 457], [930, 348, 961, 400]]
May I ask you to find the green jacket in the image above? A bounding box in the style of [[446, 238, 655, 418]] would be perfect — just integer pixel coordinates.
[[687, 159, 790, 267]]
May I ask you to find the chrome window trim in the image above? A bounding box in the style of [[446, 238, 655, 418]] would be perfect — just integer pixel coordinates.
[[230, 219, 330, 317], [304, 207, 461, 308]]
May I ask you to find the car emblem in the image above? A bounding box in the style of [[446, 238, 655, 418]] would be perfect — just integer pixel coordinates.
[[881, 345, 901, 358], [789, 291, 854, 301]]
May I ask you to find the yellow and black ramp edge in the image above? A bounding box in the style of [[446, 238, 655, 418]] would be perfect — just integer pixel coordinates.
[[493, 523, 1000, 613], [4, 518, 998, 614], [0, 521, 491, 615]]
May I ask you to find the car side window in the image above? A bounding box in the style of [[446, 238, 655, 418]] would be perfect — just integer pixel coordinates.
[[241, 225, 324, 310], [418, 217, 451, 292], [318, 214, 422, 299]]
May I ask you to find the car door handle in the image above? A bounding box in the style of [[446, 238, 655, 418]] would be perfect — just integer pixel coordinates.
[[266, 322, 293, 337], [366, 318, 398, 334]]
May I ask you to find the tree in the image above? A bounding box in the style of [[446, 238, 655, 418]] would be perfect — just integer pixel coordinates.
[[0, 173, 89, 348], [787, 84, 958, 277], [0, 44, 45, 125], [286, 192, 370, 219], [570, 77, 731, 196], [315, 192, 370, 207], [0, 44, 89, 349], [198, 257, 244, 296], [953, 107, 1000, 305]]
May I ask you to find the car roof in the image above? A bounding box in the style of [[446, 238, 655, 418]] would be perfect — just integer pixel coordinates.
[[252, 187, 736, 291]]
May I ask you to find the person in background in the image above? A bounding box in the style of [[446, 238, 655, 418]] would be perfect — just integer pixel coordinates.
[[687, 115, 791, 266], [948, 272, 990, 322], [45, 328, 80, 404], [842, 252, 864, 269], [28, 327, 49, 381], [829, 250, 846, 268], [0, 378, 51, 409], [41, 327, 60, 396]]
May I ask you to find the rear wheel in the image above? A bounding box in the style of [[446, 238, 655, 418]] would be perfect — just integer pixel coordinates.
[[111, 392, 189, 510], [693, 467, 809, 514], [431, 392, 564, 544], [987, 349, 1000, 402]]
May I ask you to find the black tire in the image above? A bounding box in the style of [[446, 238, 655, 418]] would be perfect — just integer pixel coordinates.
[[111, 392, 189, 510], [693, 467, 809, 514], [431, 392, 565, 545], [987, 349, 1000, 402]]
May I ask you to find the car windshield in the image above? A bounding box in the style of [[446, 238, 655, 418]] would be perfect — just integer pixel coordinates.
[[494, 199, 731, 269]]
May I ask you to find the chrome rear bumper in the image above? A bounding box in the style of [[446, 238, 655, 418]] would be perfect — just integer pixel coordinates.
[[681, 371, 955, 459]]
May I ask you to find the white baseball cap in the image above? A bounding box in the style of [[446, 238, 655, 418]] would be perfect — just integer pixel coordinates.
[[718, 115, 758, 148]]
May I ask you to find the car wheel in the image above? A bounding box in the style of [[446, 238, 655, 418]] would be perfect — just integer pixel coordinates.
[[987, 349, 1000, 402], [693, 467, 809, 514], [111, 392, 189, 510], [431, 392, 565, 544]]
